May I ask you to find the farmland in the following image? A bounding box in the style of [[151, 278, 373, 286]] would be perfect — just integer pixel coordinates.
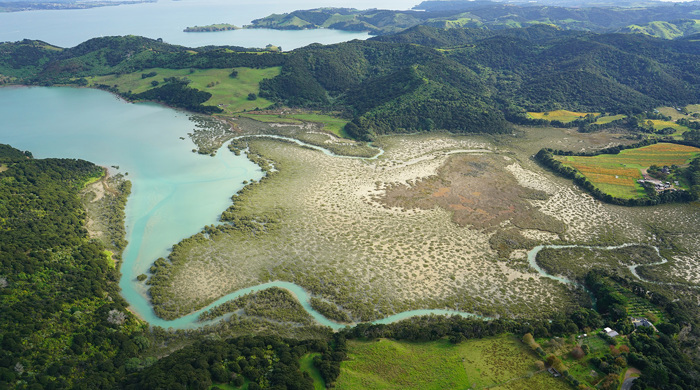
[[648, 119, 692, 138], [527, 110, 598, 123], [335, 336, 570, 390], [594, 114, 627, 124], [554, 143, 700, 198], [657, 105, 700, 121], [88, 67, 280, 114]]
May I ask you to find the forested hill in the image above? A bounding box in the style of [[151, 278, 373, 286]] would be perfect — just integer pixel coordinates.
[[0, 28, 698, 138], [260, 25, 700, 139], [0, 36, 285, 83], [247, 2, 700, 38], [0, 145, 146, 388]]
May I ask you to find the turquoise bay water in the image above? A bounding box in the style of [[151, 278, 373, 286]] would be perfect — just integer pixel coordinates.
[[0, 0, 391, 49], [3, 87, 655, 330], [2, 87, 662, 331], [0, 86, 263, 325], [0, 86, 489, 329]]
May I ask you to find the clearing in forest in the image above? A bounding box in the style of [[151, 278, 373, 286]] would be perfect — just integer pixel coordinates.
[[555, 143, 700, 198], [88, 67, 280, 114], [647, 119, 692, 138], [594, 114, 627, 124], [527, 110, 598, 123], [335, 336, 570, 390]]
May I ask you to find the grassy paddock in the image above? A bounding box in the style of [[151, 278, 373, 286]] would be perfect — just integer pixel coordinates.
[[657, 105, 700, 122], [686, 104, 700, 113], [208, 381, 248, 390], [648, 119, 691, 138], [335, 336, 570, 390], [527, 110, 599, 123], [555, 143, 700, 198], [299, 353, 325, 390], [595, 114, 627, 124], [88, 67, 280, 114]]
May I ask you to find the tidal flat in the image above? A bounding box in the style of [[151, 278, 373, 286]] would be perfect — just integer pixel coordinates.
[[147, 125, 700, 324]]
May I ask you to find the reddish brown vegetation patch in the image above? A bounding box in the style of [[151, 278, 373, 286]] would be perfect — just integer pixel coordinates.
[[379, 154, 564, 233]]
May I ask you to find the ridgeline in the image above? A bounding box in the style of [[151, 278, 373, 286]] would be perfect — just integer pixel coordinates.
[[1, 26, 698, 140]]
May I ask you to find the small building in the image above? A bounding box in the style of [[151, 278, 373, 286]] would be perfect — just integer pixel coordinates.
[[632, 317, 657, 332], [604, 327, 619, 337]]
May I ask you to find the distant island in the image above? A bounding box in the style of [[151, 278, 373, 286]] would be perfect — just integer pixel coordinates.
[[183, 23, 240, 32], [0, 0, 154, 13]]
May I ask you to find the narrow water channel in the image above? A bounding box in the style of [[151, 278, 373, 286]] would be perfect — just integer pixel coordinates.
[[0, 86, 669, 331]]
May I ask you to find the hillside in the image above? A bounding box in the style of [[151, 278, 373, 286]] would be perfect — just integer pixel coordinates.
[[0, 144, 145, 388], [247, 2, 700, 37], [1, 28, 698, 139], [617, 19, 700, 39], [260, 25, 700, 138]]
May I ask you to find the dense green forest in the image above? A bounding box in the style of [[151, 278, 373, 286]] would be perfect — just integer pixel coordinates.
[[1, 139, 699, 388], [125, 274, 700, 390], [1, 27, 698, 137], [247, 2, 700, 38], [261, 25, 700, 138], [0, 145, 146, 389]]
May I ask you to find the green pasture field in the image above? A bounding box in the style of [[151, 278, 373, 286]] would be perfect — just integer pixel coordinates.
[[240, 112, 350, 138], [556, 143, 700, 199], [88, 67, 280, 114], [648, 119, 692, 138], [335, 336, 570, 390], [595, 114, 627, 124], [527, 110, 598, 123], [657, 105, 700, 122], [300, 353, 326, 390]]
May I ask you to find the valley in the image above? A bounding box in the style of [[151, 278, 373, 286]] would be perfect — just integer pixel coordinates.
[[2, 2, 700, 387]]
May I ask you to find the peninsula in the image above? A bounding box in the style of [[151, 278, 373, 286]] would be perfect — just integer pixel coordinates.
[[183, 23, 240, 32]]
